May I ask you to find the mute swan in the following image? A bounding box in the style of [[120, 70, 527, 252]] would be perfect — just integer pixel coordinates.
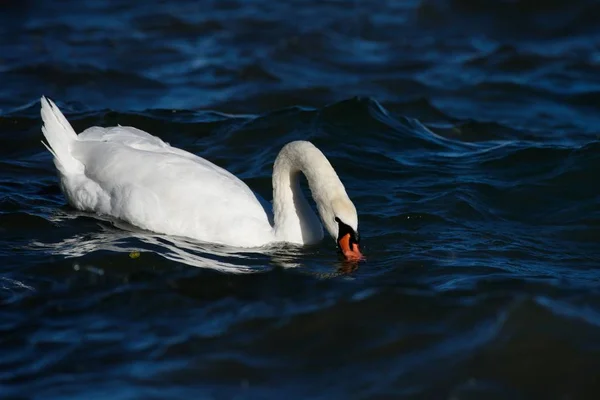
[[40, 96, 363, 261]]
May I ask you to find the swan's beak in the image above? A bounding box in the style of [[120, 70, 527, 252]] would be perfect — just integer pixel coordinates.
[[338, 233, 364, 261]]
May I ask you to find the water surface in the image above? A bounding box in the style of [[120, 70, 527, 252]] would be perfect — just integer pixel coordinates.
[[2, 0, 600, 398]]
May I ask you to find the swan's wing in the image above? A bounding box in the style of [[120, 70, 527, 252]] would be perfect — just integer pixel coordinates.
[[79, 125, 200, 160], [67, 137, 273, 247], [79, 125, 162, 144], [78, 125, 238, 180]]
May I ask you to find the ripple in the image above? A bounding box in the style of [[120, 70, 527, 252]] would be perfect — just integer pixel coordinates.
[[2, 0, 600, 397]]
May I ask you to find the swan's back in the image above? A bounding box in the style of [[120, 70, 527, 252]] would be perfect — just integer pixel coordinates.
[[76, 130, 273, 246], [41, 98, 274, 247], [79, 125, 214, 166], [74, 125, 254, 201]]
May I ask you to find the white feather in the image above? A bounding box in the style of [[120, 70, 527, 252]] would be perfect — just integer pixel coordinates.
[[40, 97, 360, 249], [40, 96, 83, 175]]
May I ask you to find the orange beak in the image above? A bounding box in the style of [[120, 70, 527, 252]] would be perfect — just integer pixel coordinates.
[[338, 233, 364, 261]]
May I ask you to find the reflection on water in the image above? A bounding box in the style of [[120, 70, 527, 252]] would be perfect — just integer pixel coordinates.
[[32, 209, 315, 274]]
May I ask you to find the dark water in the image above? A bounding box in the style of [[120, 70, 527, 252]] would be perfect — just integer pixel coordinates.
[[2, 0, 600, 398]]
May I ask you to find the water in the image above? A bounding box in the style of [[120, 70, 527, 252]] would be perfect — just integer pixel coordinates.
[[2, 0, 600, 398]]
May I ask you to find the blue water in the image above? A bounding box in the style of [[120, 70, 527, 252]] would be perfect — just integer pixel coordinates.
[[2, 0, 600, 398]]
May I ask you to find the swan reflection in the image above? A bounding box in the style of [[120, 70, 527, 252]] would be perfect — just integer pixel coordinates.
[[34, 212, 312, 273]]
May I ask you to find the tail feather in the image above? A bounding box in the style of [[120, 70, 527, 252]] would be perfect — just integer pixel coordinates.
[[40, 96, 83, 174]]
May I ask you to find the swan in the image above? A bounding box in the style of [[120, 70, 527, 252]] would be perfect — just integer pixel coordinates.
[[39, 96, 363, 261]]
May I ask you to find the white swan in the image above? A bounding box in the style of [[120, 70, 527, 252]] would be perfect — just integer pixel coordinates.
[[40, 97, 363, 260]]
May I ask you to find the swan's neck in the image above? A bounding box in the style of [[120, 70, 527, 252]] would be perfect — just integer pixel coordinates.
[[271, 141, 345, 244]]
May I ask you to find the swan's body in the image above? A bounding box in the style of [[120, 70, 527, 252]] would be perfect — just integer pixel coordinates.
[[40, 96, 363, 258]]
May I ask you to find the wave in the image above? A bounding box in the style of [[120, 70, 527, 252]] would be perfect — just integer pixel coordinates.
[[418, 0, 600, 38], [5, 64, 164, 89]]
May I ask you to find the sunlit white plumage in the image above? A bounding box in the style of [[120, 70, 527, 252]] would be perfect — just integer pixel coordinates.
[[40, 96, 360, 251]]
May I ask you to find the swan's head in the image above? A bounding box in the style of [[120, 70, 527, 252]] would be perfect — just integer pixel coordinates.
[[321, 197, 364, 261], [272, 140, 363, 261]]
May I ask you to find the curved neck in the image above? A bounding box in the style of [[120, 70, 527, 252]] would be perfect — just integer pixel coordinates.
[[271, 141, 343, 244]]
